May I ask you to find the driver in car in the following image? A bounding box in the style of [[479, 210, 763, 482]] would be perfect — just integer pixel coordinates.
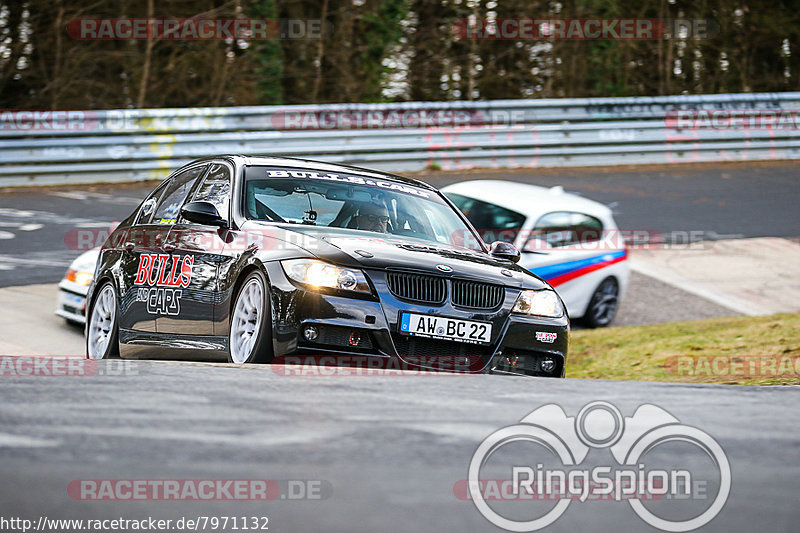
[[355, 201, 390, 233]]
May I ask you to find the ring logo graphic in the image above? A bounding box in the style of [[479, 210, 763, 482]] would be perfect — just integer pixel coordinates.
[[467, 401, 730, 532]]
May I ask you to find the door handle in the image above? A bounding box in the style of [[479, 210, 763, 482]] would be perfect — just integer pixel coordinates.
[[123, 241, 135, 251], [163, 242, 176, 252]]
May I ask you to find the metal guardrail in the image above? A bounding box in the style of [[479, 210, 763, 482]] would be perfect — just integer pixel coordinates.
[[2, 92, 799, 186]]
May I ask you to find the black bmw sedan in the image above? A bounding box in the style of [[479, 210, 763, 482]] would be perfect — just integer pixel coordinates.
[[85, 156, 568, 376]]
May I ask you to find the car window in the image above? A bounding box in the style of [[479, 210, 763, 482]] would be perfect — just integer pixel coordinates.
[[444, 193, 526, 244], [251, 185, 344, 226], [530, 211, 603, 248], [135, 182, 169, 225], [243, 166, 486, 252], [151, 165, 207, 225], [186, 163, 232, 222], [422, 207, 451, 244]]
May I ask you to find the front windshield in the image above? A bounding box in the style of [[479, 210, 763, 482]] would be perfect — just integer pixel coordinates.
[[243, 166, 485, 252]]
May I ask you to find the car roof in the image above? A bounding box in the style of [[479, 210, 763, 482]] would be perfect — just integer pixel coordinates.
[[192, 155, 437, 191], [441, 180, 613, 220]]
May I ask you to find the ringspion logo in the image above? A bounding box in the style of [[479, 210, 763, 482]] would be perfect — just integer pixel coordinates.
[[463, 401, 730, 531]]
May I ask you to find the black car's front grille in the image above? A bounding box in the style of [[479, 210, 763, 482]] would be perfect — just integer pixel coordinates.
[[386, 271, 506, 310], [386, 272, 446, 304], [315, 326, 374, 350], [451, 280, 505, 309], [392, 333, 494, 360]]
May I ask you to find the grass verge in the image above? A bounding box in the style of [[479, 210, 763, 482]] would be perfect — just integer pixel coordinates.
[[568, 312, 800, 385]]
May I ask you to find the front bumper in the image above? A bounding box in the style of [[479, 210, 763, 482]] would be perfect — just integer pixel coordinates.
[[263, 263, 569, 376], [55, 281, 89, 324]]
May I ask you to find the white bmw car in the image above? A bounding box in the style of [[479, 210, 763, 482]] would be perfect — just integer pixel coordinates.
[[443, 180, 629, 327], [56, 248, 100, 326]]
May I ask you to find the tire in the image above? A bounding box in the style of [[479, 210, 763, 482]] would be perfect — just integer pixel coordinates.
[[86, 281, 120, 360], [579, 277, 619, 328], [228, 270, 274, 364]]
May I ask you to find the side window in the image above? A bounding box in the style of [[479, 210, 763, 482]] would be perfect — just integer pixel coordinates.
[[135, 182, 168, 225], [530, 211, 603, 248], [151, 166, 207, 225], [188, 163, 232, 222]]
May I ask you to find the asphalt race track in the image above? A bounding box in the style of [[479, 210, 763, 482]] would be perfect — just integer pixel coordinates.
[[0, 361, 798, 532], [0, 160, 798, 532]]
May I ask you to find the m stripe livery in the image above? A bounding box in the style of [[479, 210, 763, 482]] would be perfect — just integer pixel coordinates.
[[532, 250, 627, 287]]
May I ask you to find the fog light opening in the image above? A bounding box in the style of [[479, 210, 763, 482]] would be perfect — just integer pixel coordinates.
[[541, 356, 556, 374], [349, 331, 361, 346], [303, 326, 319, 342]]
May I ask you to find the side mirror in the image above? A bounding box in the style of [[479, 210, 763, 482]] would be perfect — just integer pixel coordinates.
[[181, 201, 228, 228], [489, 241, 521, 263]]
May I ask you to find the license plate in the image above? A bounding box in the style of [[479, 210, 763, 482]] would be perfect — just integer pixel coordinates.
[[60, 292, 84, 307], [399, 313, 492, 344]]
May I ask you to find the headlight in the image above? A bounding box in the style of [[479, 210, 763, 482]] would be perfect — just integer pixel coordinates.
[[512, 289, 564, 318], [281, 259, 371, 294], [66, 269, 93, 287]]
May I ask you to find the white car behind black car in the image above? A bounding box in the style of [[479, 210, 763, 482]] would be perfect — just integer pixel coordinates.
[[56, 248, 100, 325], [443, 180, 629, 327]]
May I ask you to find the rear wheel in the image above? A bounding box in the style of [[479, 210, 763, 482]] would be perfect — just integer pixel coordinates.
[[580, 277, 619, 328], [228, 270, 274, 364], [86, 282, 120, 359]]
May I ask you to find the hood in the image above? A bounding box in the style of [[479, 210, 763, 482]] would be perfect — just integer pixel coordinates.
[[274, 225, 549, 289]]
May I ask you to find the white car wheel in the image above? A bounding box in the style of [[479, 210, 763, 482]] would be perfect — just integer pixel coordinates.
[[229, 271, 272, 364]]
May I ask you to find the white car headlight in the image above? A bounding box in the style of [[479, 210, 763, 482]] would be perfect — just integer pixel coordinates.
[[512, 289, 564, 318], [281, 259, 371, 294], [66, 269, 94, 287]]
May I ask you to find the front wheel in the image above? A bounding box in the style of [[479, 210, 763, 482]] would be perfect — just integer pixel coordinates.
[[580, 277, 619, 328], [86, 282, 120, 359], [228, 270, 274, 364]]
